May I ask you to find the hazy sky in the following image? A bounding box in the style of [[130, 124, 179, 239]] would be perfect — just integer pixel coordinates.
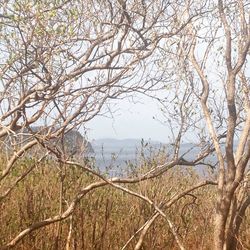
[[86, 95, 170, 142]]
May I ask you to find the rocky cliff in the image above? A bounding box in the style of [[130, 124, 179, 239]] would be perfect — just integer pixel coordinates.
[[0, 127, 94, 159]]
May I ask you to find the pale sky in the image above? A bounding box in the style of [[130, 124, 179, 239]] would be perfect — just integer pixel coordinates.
[[86, 95, 170, 143]]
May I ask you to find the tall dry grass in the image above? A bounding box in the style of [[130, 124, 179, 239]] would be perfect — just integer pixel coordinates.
[[0, 154, 249, 250]]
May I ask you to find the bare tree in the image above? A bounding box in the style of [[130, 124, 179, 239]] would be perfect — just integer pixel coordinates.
[[156, 0, 249, 249], [0, 0, 183, 180], [0, 1, 211, 249], [1, 1, 248, 249]]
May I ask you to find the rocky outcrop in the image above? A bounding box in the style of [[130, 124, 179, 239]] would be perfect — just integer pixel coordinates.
[[57, 129, 94, 156], [0, 127, 94, 159]]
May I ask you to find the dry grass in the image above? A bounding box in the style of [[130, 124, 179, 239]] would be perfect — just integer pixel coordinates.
[[0, 156, 249, 250]]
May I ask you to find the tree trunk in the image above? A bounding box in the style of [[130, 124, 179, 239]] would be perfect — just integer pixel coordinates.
[[214, 191, 233, 250], [226, 196, 250, 250], [214, 193, 250, 250], [214, 212, 227, 250]]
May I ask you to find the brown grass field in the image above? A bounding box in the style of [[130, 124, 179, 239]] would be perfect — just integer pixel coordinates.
[[0, 156, 249, 250]]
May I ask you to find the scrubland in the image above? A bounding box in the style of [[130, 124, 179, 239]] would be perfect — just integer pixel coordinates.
[[0, 154, 249, 250]]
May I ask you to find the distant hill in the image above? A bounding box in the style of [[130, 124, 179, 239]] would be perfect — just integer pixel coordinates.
[[92, 138, 163, 152], [91, 138, 198, 156], [0, 127, 94, 159]]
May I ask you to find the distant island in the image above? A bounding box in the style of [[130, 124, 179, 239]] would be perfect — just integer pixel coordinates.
[[0, 127, 94, 159]]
